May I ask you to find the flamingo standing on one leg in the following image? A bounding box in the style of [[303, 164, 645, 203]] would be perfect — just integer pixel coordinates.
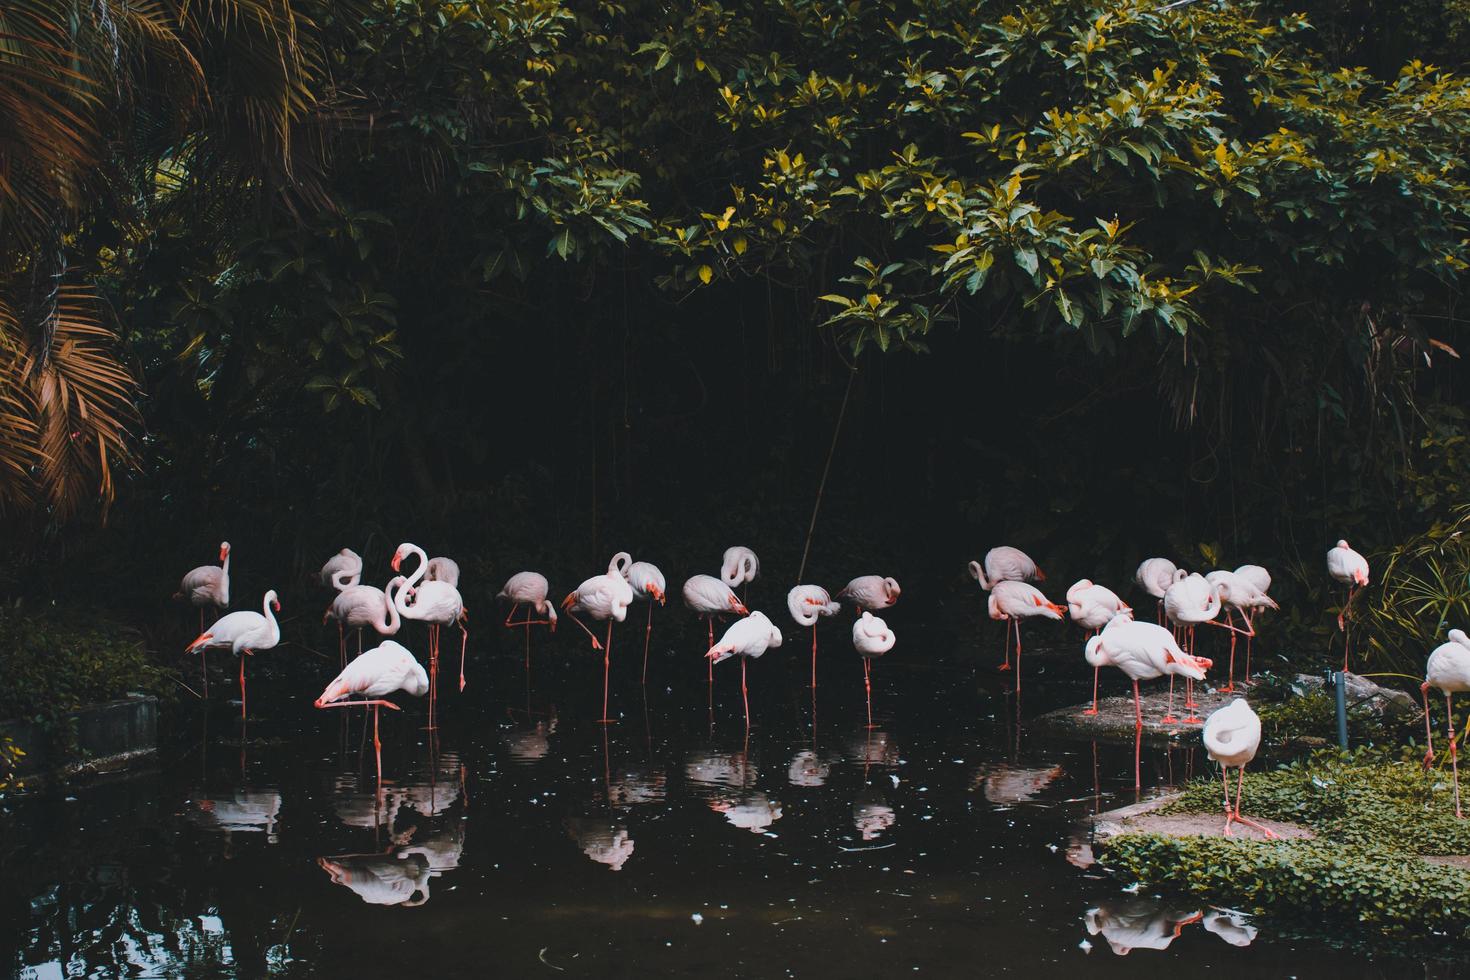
[[721, 546, 759, 604], [426, 556, 460, 588], [1232, 564, 1273, 682], [987, 580, 1064, 692], [1135, 558, 1184, 626], [1327, 540, 1370, 671], [1206, 570, 1278, 692], [497, 571, 558, 668], [683, 575, 748, 682], [1203, 698, 1279, 839], [968, 546, 1046, 590], [1077, 608, 1134, 716], [707, 611, 783, 729], [838, 575, 901, 614], [176, 541, 231, 695], [319, 548, 363, 591], [1422, 629, 1470, 819], [392, 543, 467, 728], [788, 585, 841, 687], [1163, 572, 1221, 722], [563, 563, 634, 723], [624, 560, 667, 684], [313, 640, 429, 785], [852, 611, 895, 728], [186, 589, 281, 720], [1069, 580, 1132, 712], [325, 576, 407, 668], [1087, 619, 1210, 788]]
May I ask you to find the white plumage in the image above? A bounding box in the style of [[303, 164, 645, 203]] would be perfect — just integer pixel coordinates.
[[707, 611, 783, 665], [787, 584, 840, 626], [968, 546, 1044, 589], [319, 548, 362, 591], [721, 546, 759, 588], [839, 575, 901, 611], [315, 640, 429, 705], [852, 611, 895, 658], [1066, 579, 1132, 631]]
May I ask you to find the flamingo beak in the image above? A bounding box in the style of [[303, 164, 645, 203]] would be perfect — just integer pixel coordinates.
[[391, 552, 403, 572], [219, 547, 228, 561], [273, 599, 282, 612]]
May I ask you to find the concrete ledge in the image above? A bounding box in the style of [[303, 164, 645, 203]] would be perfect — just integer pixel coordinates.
[[1, 695, 158, 785]]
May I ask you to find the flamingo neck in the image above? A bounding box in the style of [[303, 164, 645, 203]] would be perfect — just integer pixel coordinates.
[[394, 546, 429, 616], [220, 551, 231, 604], [380, 577, 404, 633], [261, 594, 280, 644]]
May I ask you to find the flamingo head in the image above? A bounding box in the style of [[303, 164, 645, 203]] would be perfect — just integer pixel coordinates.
[[266, 590, 281, 612], [1336, 539, 1350, 550], [730, 596, 748, 615], [967, 560, 983, 583], [219, 541, 231, 561], [391, 547, 405, 572], [884, 577, 901, 602], [650, 583, 666, 605]]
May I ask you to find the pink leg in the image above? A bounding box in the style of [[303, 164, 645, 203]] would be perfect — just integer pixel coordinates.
[[1423, 682, 1437, 765], [741, 656, 750, 729], [598, 621, 615, 724], [642, 601, 653, 685], [357, 628, 364, 658], [1221, 765, 1235, 837], [202, 647, 208, 699], [1231, 767, 1280, 839], [525, 622, 531, 670], [338, 621, 345, 670], [1083, 665, 1100, 716], [1013, 619, 1023, 694], [1224, 610, 1237, 693], [1183, 679, 1202, 724], [1449, 694, 1463, 819], [503, 603, 520, 628], [566, 611, 603, 649], [1163, 675, 1178, 724], [374, 703, 382, 785], [707, 618, 714, 683], [863, 657, 873, 728], [459, 621, 469, 692], [997, 616, 1011, 671], [1132, 680, 1144, 789], [239, 652, 248, 720], [810, 625, 818, 689]]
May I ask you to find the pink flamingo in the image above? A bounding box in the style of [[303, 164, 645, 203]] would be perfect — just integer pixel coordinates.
[[707, 611, 783, 728], [838, 575, 901, 613], [1163, 572, 1221, 721], [721, 546, 759, 603], [176, 540, 231, 695], [624, 560, 667, 684], [497, 571, 558, 668], [1327, 540, 1370, 671], [185, 589, 280, 719], [1422, 629, 1470, 819], [324, 576, 406, 668], [319, 548, 362, 591], [1203, 698, 1278, 838], [1206, 570, 1277, 691], [425, 556, 460, 588], [1135, 558, 1184, 625], [787, 585, 841, 687], [987, 580, 1064, 691], [391, 542, 467, 729], [563, 559, 634, 723], [852, 611, 895, 728], [683, 574, 748, 682], [314, 640, 429, 785], [968, 546, 1046, 589]]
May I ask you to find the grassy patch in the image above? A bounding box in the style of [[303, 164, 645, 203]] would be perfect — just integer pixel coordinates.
[[1102, 750, 1470, 946]]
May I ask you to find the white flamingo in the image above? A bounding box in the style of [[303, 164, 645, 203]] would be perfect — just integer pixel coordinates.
[[1327, 539, 1370, 670], [1134, 558, 1184, 624], [563, 561, 634, 724], [319, 548, 362, 591], [852, 611, 895, 728], [186, 589, 280, 719], [1203, 698, 1278, 839], [425, 555, 460, 588], [967, 546, 1045, 589], [498, 571, 558, 668], [175, 540, 231, 695], [838, 575, 901, 613], [706, 611, 783, 728], [624, 559, 667, 684], [1164, 572, 1221, 721], [313, 639, 428, 784], [324, 576, 406, 668], [1422, 629, 1470, 819], [683, 574, 748, 682], [787, 584, 841, 687], [392, 542, 467, 728], [987, 580, 1064, 692], [1206, 569, 1278, 690], [721, 546, 759, 600]]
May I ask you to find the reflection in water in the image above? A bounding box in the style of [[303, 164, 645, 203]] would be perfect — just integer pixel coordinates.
[[566, 817, 636, 871], [186, 790, 283, 843], [846, 730, 899, 768], [503, 716, 558, 763], [1203, 909, 1259, 947], [684, 747, 758, 792], [400, 818, 467, 875], [852, 788, 896, 841], [715, 791, 782, 834], [608, 764, 667, 807], [318, 851, 433, 906], [970, 764, 1064, 805], [1084, 898, 1203, 954], [787, 749, 833, 787]]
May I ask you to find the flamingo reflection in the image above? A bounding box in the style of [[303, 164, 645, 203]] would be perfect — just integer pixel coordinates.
[[1083, 898, 1203, 955], [565, 817, 635, 871], [318, 851, 432, 906]]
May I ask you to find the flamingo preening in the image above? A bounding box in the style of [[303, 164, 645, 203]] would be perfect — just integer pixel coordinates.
[[425, 556, 461, 588], [313, 640, 429, 784], [1327, 540, 1370, 671], [987, 580, 1064, 691], [968, 546, 1045, 589], [838, 575, 901, 613], [1203, 698, 1278, 839], [319, 548, 362, 591], [324, 576, 406, 668], [852, 611, 895, 728], [624, 560, 667, 684], [563, 561, 634, 723], [683, 574, 748, 682], [176, 540, 231, 695], [787, 585, 841, 687], [706, 611, 783, 728], [721, 546, 759, 602], [1206, 569, 1278, 690], [186, 589, 281, 719], [1134, 558, 1184, 625], [498, 571, 558, 668], [391, 542, 467, 729], [1078, 608, 1133, 715], [1163, 572, 1221, 721], [1422, 629, 1470, 819]]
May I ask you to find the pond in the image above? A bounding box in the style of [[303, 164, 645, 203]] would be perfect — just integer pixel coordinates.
[[1, 608, 1451, 977]]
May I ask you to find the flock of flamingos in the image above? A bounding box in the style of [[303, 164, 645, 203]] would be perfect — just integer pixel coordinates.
[[173, 536, 1470, 830]]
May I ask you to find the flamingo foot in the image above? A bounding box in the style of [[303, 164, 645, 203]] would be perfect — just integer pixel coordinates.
[[1081, 708, 1099, 716], [996, 663, 1012, 671], [1231, 812, 1280, 839], [1183, 714, 1203, 724], [1162, 714, 1179, 725]]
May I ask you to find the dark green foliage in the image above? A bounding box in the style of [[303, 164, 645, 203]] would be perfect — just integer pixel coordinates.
[[1104, 751, 1470, 945]]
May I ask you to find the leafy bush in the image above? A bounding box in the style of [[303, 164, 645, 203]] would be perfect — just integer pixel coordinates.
[[1102, 750, 1470, 945], [0, 734, 23, 795], [1361, 505, 1470, 678]]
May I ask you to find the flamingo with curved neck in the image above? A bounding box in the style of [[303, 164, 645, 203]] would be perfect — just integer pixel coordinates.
[[186, 589, 281, 719], [325, 576, 407, 667], [392, 542, 468, 729]]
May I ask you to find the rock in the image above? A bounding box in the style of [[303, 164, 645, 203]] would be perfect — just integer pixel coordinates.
[[1292, 671, 1417, 717], [1033, 684, 1241, 742]]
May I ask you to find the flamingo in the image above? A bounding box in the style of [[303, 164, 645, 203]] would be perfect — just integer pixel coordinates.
[[1203, 698, 1279, 839], [624, 559, 667, 684], [185, 589, 281, 720], [391, 542, 467, 729], [325, 576, 406, 668], [987, 580, 1064, 691], [1422, 629, 1470, 819], [1327, 539, 1370, 670], [1087, 618, 1210, 787], [314, 640, 429, 784], [563, 562, 634, 723], [838, 575, 901, 613], [1232, 564, 1273, 681], [1164, 572, 1221, 721], [319, 548, 362, 591], [1079, 609, 1134, 715], [787, 585, 841, 687], [852, 611, 895, 728], [1134, 558, 1184, 624], [967, 546, 1045, 589], [425, 556, 460, 588], [1067, 579, 1132, 634], [318, 852, 432, 907], [683, 574, 748, 681], [1206, 570, 1278, 691], [1084, 900, 1204, 955], [498, 571, 558, 667], [176, 540, 231, 695], [706, 611, 783, 728], [721, 546, 759, 602]]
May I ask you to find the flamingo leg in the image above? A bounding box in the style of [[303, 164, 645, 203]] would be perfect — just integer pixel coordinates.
[[598, 620, 615, 724], [374, 703, 382, 785], [1449, 693, 1463, 819], [1341, 585, 1356, 671], [338, 621, 345, 669], [1013, 618, 1023, 694], [1083, 665, 1100, 716], [1221, 765, 1235, 837], [741, 656, 750, 729], [1183, 681, 1202, 724], [1231, 767, 1280, 839], [707, 618, 714, 683], [202, 647, 208, 699], [1132, 680, 1144, 790], [503, 603, 520, 628], [642, 601, 653, 686], [1223, 609, 1237, 693], [1423, 682, 1437, 765], [863, 657, 875, 729], [239, 651, 248, 720], [810, 624, 818, 689], [427, 624, 438, 731], [459, 621, 469, 692], [525, 621, 532, 670], [997, 615, 1012, 671], [1163, 674, 1178, 724], [566, 611, 603, 650]]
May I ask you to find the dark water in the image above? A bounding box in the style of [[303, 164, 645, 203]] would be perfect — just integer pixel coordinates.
[[1, 611, 1453, 977]]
